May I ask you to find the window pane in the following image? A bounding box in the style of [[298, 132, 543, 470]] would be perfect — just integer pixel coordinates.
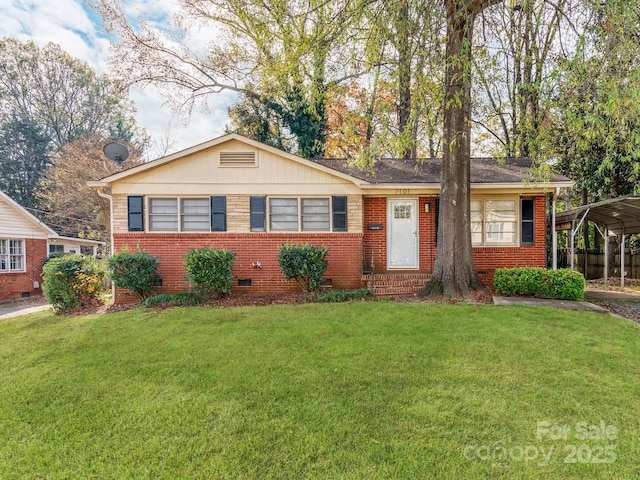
[[302, 198, 329, 231], [485, 200, 516, 245], [149, 198, 178, 214], [182, 198, 209, 214], [0, 239, 5, 255], [270, 198, 298, 231], [149, 198, 178, 231], [9, 240, 23, 255], [9, 240, 24, 271], [181, 198, 210, 231]]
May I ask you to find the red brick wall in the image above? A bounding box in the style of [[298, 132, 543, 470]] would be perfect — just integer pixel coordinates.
[[362, 196, 438, 274], [113, 233, 364, 302], [0, 238, 46, 301], [362, 195, 547, 282]]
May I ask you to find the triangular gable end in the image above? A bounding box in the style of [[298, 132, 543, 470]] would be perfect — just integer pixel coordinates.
[[91, 133, 367, 189], [0, 190, 57, 238]]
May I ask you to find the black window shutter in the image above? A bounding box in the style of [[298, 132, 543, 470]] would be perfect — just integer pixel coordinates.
[[521, 198, 535, 246], [211, 196, 226, 232], [250, 196, 266, 231], [332, 196, 348, 232], [128, 196, 144, 231]]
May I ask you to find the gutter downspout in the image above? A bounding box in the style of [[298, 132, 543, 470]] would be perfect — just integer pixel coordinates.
[[96, 188, 115, 304]]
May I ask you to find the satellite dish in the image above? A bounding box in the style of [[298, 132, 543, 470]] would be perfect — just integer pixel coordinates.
[[103, 143, 129, 163]]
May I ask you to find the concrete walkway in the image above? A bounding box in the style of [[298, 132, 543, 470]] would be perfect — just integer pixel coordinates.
[[0, 301, 51, 319], [493, 288, 640, 313]]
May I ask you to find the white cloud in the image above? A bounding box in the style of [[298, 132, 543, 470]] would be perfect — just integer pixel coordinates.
[[0, 0, 234, 155]]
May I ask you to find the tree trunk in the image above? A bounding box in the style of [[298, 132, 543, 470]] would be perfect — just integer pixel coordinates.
[[419, 0, 494, 299]]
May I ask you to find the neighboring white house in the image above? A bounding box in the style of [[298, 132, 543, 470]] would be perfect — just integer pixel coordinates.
[[0, 190, 104, 301]]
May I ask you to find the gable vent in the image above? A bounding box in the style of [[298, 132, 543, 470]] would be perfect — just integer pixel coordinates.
[[220, 151, 257, 167]]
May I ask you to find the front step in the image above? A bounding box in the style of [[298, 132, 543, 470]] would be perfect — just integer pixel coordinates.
[[362, 273, 431, 296]]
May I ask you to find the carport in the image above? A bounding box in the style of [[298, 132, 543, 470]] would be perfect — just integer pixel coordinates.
[[555, 194, 640, 286]]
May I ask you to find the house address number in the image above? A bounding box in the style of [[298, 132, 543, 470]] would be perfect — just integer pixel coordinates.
[[395, 189, 410, 194]]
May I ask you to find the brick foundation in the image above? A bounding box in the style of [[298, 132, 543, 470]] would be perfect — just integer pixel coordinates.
[[113, 233, 364, 302]]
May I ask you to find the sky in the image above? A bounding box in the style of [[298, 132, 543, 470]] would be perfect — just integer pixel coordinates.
[[0, 0, 236, 157]]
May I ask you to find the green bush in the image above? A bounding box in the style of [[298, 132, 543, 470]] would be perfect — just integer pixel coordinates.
[[317, 288, 371, 303], [107, 249, 161, 300], [278, 243, 329, 293], [184, 248, 236, 297], [143, 292, 206, 308], [493, 267, 585, 301], [42, 254, 106, 314]]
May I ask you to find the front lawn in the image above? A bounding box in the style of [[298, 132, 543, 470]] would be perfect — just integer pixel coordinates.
[[0, 303, 638, 478]]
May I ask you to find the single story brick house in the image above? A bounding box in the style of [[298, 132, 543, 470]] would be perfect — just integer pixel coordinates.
[[0, 190, 104, 302], [88, 133, 572, 298]]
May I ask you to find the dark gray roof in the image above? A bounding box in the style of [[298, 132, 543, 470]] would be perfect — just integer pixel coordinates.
[[555, 195, 640, 235], [310, 157, 571, 185]]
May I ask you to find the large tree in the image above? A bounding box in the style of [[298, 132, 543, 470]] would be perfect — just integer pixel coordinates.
[[38, 136, 144, 240], [0, 38, 139, 210], [419, 0, 502, 299], [92, 0, 368, 157]]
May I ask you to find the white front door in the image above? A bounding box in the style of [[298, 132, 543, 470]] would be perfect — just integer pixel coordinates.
[[387, 199, 418, 269]]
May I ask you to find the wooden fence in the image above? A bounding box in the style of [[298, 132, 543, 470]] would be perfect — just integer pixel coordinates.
[[557, 249, 640, 280]]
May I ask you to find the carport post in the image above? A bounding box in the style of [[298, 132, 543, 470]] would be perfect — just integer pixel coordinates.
[[593, 224, 607, 285], [604, 228, 608, 285], [570, 209, 590, 271], [621, 234, 626, 287]]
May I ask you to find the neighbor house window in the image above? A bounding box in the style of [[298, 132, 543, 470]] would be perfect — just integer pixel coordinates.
[[0, 239, 25, 272], [49, 244, 65, 257], [471, 199, 517, 246]]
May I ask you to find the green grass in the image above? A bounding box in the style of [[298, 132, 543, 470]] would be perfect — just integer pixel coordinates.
[[0, 303, 638, 479]]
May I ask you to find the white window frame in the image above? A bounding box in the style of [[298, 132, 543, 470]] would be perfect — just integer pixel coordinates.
[[268, 197, 332, 232], [471, 198, 518, 247], [147, 197, 211, 232], [0, 238, 25, 272]]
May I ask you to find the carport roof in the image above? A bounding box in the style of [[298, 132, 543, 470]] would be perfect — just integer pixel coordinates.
[[555, 194, 640, 235]]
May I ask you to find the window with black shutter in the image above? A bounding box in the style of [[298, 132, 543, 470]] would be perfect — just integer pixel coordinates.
[[332, 196, 347, 232], [250, 196, 266, 231], [521, 198, 535, 246], [128, 196, 144, 231], [211, 196, 226, 231]]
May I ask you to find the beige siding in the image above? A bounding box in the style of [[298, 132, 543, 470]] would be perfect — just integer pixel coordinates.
[[112, 140, 360, 197], [0, 198, 49, 239], [227, 196, 250, 232], [112, 195, 129, 234]]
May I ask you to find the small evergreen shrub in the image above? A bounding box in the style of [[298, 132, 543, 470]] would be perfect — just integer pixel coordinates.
[[493, 267, 585, 301], [42, 254, 106, 314], [317, 288, 371, 303], [143, 292, 206, 308], [184, 248, 236, 297], [278, 243, 329, 293], [107, 248, 161, 300]]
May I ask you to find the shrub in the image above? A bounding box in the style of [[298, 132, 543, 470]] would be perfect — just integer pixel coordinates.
[[143, 292, 206, 308], [107, 249, 161, 300], [184, 248, 236, 297], [278, 243, 329, 293], [42, 254, 106, 314], [493, 267, 585, 301], [317, 288, 371, 303]]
